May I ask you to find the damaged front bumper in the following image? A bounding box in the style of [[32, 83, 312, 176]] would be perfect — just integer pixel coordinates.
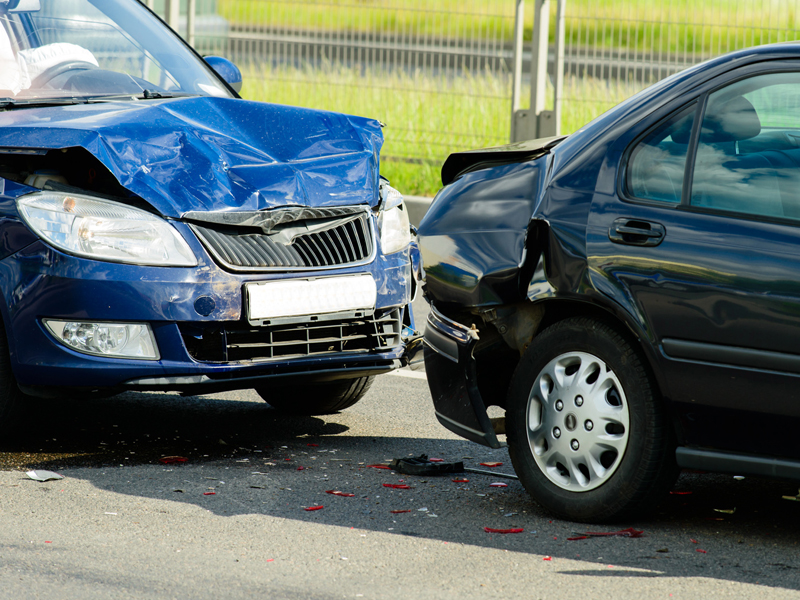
[[424, 305, 504, 449]]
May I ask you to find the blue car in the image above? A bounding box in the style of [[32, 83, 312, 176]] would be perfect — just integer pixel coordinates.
[[0, 0, 418, 422], [418, 43, 800, 522]]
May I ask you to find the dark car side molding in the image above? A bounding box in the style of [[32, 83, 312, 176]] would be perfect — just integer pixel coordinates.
[[662, 338, 800, 375], [676, 447, 800, 480], [440, 135, 566, 186]]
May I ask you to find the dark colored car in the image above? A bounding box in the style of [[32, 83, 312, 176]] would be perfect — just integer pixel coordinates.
[[417, 43, 800, 522], [0, 0, 419, 428]]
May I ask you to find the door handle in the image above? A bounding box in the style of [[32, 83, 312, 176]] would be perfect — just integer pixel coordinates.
[[608, 218, 665, 247]]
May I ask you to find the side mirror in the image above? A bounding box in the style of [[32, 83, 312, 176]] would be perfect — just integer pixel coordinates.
[[204, 56, 242, 93]]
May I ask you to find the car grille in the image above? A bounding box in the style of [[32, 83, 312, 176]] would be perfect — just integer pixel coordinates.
[[188, 209, 374, 271], [180, 309, 402, 363]]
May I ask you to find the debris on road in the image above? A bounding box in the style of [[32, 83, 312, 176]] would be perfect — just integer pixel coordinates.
[[452, 478, 469, 483], [305, 505, 324, 511], [203, 492, 216, 496], [480, 462, 503, 467], [696, 549, 708, 553], [26, 470, 64, 482], [484, 527, 524, 534], [383, 483, 412, 489], [569, 528, 644, 539], [542, 556, 552, 561], [366, 464, 391, 470], [158, 456, 188, 465], [669, 491, 692, 495], [326, 490, 355, 497], [714, 508, 736, 514], [782, 489, 800, 501], [390, 510, 412, 513], [390, 455, 463, 475], [489, 483, 508, 488]]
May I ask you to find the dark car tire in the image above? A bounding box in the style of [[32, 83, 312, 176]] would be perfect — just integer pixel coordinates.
[[256, 376, 375, 415], [506, 317, 678, 523]]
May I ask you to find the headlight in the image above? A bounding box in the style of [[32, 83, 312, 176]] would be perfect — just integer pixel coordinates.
[[17, 192, 197, 267], [378, 183, 411, 254]]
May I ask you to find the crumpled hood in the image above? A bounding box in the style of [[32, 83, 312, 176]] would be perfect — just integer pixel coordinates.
[[0, 96, 384, 218]]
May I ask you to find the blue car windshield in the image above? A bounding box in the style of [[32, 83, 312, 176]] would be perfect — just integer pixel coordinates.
[[0, 0, 233, 100]]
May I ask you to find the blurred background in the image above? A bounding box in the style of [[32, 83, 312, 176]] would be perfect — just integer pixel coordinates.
[[144, 0, 800, 196]]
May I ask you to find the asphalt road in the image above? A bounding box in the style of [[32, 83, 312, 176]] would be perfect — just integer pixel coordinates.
[[0, 300, 798, 598]]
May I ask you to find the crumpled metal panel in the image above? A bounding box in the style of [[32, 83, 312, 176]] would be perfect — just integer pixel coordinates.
[[0, 96, 384, 217]]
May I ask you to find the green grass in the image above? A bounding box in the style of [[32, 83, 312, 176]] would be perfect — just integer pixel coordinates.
[[241, 62, 641, 196], [218, 0, 800, 55]]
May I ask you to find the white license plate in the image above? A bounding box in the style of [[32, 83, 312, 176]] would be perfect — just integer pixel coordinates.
[[246, 274, 377, 322]]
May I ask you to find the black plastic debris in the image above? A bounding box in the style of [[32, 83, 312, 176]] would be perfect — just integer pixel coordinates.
[[390, 454, 519, 480]]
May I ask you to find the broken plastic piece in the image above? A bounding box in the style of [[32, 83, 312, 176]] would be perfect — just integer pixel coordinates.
[[297, 467, 305, 471], [390, 509, 412, 513], [367, 464, 391, 470], [696, 549, 707, 553], [158, 456, 187, 465], [307, 443, 319, 447], [713, 508, 736, 514], [582, 527, 644, 538], [389, 455, 463, 475], [452, 478, 469, 483], [428, 458, 444, 462], [484, 527, 524, 534], [326, 490, 355, 497], [305, 505, 324, 511], [690, 539, 699, 544], [26, 470, 64, 482], [489, 482, 508, 488], [203, 492, 215, 496], [669, 491, 692, 495], [567, 536, 589, 541], [542, 556, 552, 561], [383, 484, 411, 489], [480, 462, 503, 467]]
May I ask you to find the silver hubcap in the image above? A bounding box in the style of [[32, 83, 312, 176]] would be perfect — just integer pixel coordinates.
[[526, 351, 630, 492]]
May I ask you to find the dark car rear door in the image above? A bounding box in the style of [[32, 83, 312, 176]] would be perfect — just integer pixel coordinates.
[[588, 69, 800, 459]]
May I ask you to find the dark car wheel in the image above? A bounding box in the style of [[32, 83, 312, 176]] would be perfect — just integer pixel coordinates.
[[506, 317, 678, 522], [256, 376, 375, 415]]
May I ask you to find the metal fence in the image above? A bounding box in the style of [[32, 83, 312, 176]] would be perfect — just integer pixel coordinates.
[[152, 0, 800, 162]]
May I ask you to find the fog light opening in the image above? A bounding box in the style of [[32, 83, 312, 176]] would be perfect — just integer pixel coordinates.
[[44, 320, 160, 360]]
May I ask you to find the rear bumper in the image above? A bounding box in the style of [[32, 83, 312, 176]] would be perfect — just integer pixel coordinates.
[[423, 305, 503, 448]]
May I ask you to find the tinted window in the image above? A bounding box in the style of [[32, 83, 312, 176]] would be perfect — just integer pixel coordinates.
[[690, 73, 800, 220], [626, 104, 696, 203]]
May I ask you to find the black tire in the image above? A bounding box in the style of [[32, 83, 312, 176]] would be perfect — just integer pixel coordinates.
[[506, 317, 678, 523], [256, 376, 375, 415]]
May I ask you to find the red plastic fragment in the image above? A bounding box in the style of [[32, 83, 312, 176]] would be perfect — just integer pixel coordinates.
[[480, 462, 503, 467], [428, 458, 444, 462], [391, 509, 412, 514], [297, 466, 305, 471], [568, 536, 590, 541], [307, 443, 319, 447], [582, 527, 644, 538], [326, 490, 355, 497], [542, 556, 552, 561], [696, 549, 707, 553], [690, 538, 699, 544], [383, 483, 411, 489], [284, 458, 291, 462], [203, 492, 216, 496], [670, 491, 693, 495], [484, 527, 524, 534], [159, 456, 188, 464], [266, 559, 274, 562], [367, 464, 391, 470], [45, 541, 52, 544], [452, 478, 470, 483], [305, 505, 324, 511], [489, 482, 508, 488]]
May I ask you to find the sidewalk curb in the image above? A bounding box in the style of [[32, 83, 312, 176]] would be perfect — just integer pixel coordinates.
[[405, 195, 434, 227]]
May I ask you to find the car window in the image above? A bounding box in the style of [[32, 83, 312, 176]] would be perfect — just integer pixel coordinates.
[[690, 73, 800, 220], [0, 0, 232, 99], [626, 104, 696, 203]]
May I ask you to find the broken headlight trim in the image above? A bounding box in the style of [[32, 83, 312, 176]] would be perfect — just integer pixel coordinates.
[[44, 320, 160, 360], [17, 192, 197, 266], [378, 183, 411, 254]]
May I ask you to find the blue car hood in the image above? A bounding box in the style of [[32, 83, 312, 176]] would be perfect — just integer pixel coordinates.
[[0, 97, 384, 218]]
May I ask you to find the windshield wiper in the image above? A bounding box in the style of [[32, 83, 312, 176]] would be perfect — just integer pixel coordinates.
[[0, 97, 90, 110]]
